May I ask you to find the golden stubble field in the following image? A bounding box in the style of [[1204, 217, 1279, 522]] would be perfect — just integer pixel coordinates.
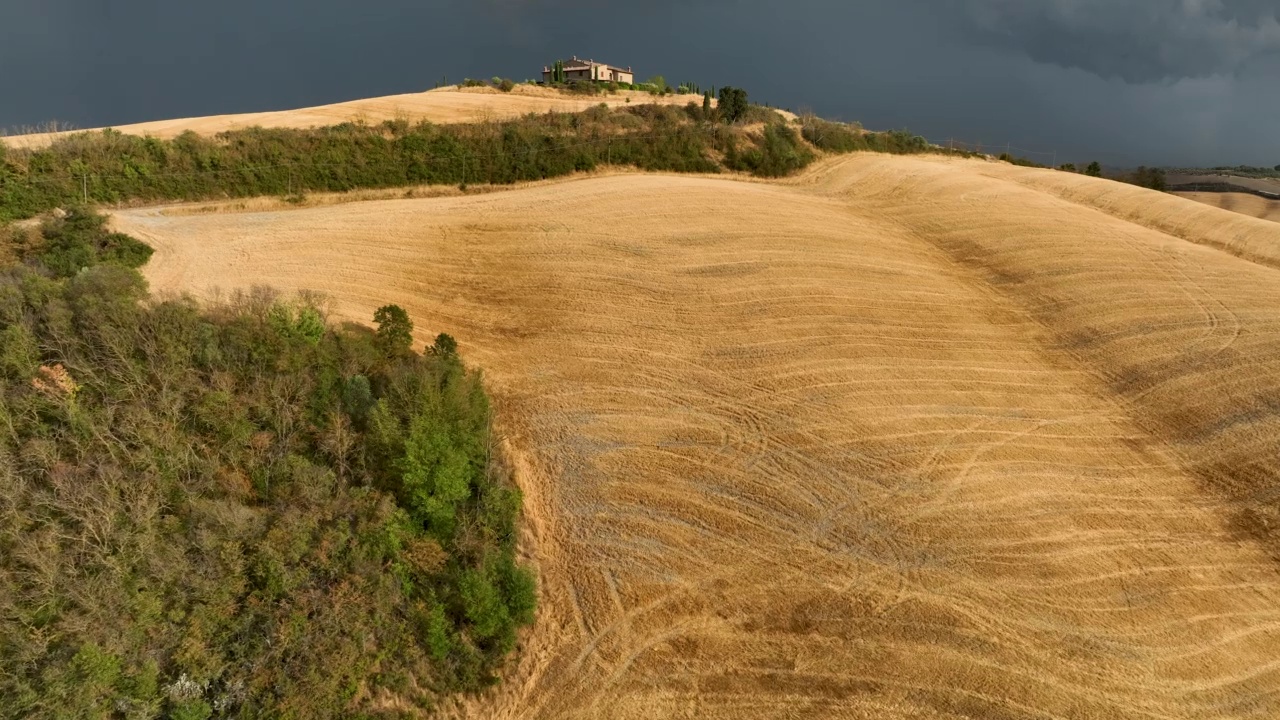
[[1175, 192, 1280, 224], [0, 85, 700, 149], [113, 155, 1280, 719]]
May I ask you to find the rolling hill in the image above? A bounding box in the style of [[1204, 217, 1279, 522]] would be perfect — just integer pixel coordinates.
[[1174, 191, 1280, 224], [110, 153, 1280, 719], [0, 84, 701, 150]]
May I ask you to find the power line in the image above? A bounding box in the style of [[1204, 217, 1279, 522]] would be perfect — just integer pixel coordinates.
[[927, 136, 1059, 161]]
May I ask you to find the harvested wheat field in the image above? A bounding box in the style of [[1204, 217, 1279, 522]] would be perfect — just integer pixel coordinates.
[[113, 154, 1280, 719], [1175, 192, 1280, 224], [0, 85, 698, 149]]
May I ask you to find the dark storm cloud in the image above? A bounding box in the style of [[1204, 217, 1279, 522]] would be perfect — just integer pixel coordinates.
[[2, 1, 1278, 166], [942, 0, 1280, 82]]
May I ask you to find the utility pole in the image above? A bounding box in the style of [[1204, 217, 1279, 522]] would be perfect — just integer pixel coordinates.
[[82, 174, 87, 203]]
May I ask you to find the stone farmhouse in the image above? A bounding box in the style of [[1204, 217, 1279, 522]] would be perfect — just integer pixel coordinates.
[[543, 56, 635, 85]]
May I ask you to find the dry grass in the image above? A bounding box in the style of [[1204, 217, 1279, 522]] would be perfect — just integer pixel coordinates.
[[148, 166, 707, 217], [112, 155, 1280, 719], [0, 85, 700, 150], [1175, 192, 1280, 224]]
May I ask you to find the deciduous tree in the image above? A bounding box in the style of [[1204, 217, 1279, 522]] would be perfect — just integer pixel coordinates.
[[373, 304, 413, 356]]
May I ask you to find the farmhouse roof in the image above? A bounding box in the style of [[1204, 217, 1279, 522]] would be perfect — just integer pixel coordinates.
[[550, 55, 633, 73]]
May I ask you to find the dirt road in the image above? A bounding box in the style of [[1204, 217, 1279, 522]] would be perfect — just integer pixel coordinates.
[[115, 155, 1280, 718]]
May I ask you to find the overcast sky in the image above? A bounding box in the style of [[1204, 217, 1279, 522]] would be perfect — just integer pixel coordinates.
[[2, 0, 1277, 167]]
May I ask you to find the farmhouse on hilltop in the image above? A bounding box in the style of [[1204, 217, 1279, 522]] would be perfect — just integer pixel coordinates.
[[543, 56, 634, 85]]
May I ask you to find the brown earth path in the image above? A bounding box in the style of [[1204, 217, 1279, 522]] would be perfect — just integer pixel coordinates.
[[0, 85, 702, 149], [114, 155, 1280, 718]]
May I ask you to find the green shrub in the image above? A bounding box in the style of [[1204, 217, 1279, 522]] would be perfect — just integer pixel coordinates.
[[0, 211, 536, 718], [498, 78, 516, 92], [343, 374, 375, 420], [373, 303, 413, 356], [801, 117, 865, 152], [999, 152, 1046, 168], [170, 700, 213, 720], [727, 124, 814, 177], [718, 86, 749, 123], [567, 80, 601, 95], [1125, 166, 1167, 191], [460, 568, 511, 642], [423, 601, 453, 661], [0, 103, 960, 221], [32, 206, 153, 278], [432, 332, 458, 357]]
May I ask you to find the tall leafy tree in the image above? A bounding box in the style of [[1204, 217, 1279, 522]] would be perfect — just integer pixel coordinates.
[[374, 304, 414, 356], [718, 86, 749, 124], [400, 410, 471, 540]]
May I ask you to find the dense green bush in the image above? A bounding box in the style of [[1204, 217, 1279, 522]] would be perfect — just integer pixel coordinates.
[[0, 106, 745, 221], [725, 124, 814, 177], [32, 205, 153, 277], [864, 129, 931, 154], [0, 214, 536, 718], [800, 117, 864, 152], [799, 117, 937, 158], [1123, 166, 1167, 191], [999, 152, 1047, 169], [717, 87, 749, 124], [0, 101, 989, 223], [566, 80, 602, 95]]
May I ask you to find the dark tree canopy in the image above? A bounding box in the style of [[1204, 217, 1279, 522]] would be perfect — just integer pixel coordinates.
[[718, 86, 749, 124], [374, 303, 414, 355], [433, 332, 459, 357]]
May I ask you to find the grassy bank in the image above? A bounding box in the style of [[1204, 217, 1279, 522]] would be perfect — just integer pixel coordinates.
[[0, 104, 939, 222]]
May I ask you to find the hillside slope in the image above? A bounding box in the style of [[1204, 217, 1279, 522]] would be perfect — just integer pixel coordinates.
[[1, 85, 700, 149], [1174, 192, 1280, 224], [113, 155, 1280, 719]]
